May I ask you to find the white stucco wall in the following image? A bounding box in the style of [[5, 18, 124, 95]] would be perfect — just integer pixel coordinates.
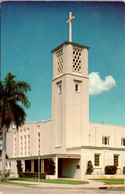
[[62, 158, 81, 179], [42, 120, 52, 155], [5, 120, 52, 159], [89, 123, 125, 148], [6, 131, 13, 158], [52, 43, 89, 151], [81, 148, 125, 179]]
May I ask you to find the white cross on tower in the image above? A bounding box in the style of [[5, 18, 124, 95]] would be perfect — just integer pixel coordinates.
[[66, 11, 75, 42]]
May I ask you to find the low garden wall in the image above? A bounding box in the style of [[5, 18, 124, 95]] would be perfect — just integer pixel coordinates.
[[46, 175, 57, 179], [85, 174, 125, 179]]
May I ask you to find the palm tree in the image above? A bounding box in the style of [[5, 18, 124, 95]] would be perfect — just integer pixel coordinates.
[[0, 72, 31, 181]]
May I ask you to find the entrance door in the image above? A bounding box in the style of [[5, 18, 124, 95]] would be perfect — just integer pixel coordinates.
[[25, 160, 31, 172], [34, 159, 41, 172], [58, 159, 62, 177]]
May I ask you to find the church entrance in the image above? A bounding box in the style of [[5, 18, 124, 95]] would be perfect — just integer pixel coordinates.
[[58, 158, 80, 179], [34, 159, 41, 172], [25, 159, 41, 173], [58, 159, 62, 177], [25, 160, 31, 172]]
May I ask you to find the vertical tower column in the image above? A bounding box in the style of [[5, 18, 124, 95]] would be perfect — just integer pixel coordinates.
[[41, 159, 44, 173], [51, 41, 90, 150], [31, 160, 34, 173]]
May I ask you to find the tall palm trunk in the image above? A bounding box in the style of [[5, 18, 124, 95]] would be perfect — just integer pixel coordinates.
[[1, 125, 7, 181], [0, 73, 31, 181]]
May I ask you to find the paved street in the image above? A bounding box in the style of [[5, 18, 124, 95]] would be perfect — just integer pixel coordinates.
[[0, 178, 125, 194], [0, 185, 124, 194]]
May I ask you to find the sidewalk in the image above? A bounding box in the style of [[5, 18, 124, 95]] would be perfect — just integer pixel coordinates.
[[8, 179, 125, 190]]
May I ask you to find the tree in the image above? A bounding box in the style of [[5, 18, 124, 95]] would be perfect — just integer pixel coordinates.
[[0, 72, 31, 181], [44, 159, 55, 175], [86, 160, 93, 175], [17, 160, 23, 174], [123, 166, 125, 175]]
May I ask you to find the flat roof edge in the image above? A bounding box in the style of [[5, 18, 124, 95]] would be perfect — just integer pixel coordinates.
[[51, 41, 90, 53]]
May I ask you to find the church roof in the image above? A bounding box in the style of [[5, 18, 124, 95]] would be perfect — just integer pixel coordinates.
[[51, 41, 90, 53]]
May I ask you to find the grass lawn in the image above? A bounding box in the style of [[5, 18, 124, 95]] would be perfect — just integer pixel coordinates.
[[0, 180, 33, 186], [7, 178, 89, 185], [92, 179, 125, 185]]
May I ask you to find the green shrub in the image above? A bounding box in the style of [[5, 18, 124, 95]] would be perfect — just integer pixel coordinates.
[[105, 165, 117, 175], [19, 172, 46, 179], [86, 160, 93, 175], [44, 159, 55, 175], [17, 160, 23, 173], [6, 170, 10, 177], [123, 166, 125, 175]]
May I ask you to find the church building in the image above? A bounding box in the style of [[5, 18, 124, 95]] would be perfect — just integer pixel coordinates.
[[1, 12, 125, 179]]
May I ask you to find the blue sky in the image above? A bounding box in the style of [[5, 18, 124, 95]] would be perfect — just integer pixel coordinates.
[[1, 1, 125, 126]]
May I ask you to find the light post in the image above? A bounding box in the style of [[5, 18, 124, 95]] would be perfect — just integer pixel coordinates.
[[0, 3, 1, 81], [38, 151, 40, 183]]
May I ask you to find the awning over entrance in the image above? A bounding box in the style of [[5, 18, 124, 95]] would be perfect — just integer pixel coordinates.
[[43, 154, 81, 179], [41, 153, 81, 159], [20, 154, 81, 179]]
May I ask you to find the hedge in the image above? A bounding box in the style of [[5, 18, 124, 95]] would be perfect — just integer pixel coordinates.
[[123, 166, 125, 175], [105, 165, 117, 175], [19, 172, 47, 179]]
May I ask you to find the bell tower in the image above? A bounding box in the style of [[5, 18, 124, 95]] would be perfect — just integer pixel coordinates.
[[51, 12, 90, 150]]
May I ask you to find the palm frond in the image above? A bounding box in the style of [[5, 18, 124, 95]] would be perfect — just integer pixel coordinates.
[[11, 102, 27, 130], [16, 81, 31, 93], [0, 72, 31, 130]]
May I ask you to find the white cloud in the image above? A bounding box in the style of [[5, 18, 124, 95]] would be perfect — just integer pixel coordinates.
[[89, 72, 116, 95]]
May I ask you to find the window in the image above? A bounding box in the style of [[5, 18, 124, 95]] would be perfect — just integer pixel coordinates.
[[24, 135, 26, 156], [57, 49, 63, 74], [114, 155, 119, 167], [94, 154, 100, 166], [72, 48, 82, 73], [74, 80, 81, 92], [20, 136, 23, 156], [38, 132, 40, 137], [58, 85, 61, 93], [75, 84, 79, 92], [13, 136, 16, 156], [57, 84, 62, 94], [121, 138, 125, 146], [28, 134, 30, 154], [57, 81, 62, 94], [102, 136, 109, 145], [77, 165, 80, 169], [37, 132, 40, 154]]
